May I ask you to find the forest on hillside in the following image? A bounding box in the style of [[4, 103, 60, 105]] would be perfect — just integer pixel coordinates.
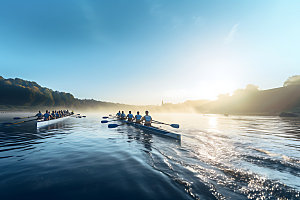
[[195, 75, 300, 115], [158, 76, 300, 115], [0, 76, 76, 106], [0, 76, 119, 110]]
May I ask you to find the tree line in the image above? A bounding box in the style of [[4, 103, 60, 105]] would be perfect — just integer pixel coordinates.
[[0, 76, 77, 106], [1, 75, 300, 115]]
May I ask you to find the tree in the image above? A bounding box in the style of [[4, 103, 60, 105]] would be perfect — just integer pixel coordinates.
[[284, 75, 300, 87]]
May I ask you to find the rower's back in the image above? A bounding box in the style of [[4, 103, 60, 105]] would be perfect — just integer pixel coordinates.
[[143, 111, 152, 126]]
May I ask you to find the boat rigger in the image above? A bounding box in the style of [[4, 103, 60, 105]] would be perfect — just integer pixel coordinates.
[[117, 119, 181, 140]]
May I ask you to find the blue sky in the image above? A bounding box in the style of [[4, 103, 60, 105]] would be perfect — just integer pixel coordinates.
[[1, 0, 300, 105]]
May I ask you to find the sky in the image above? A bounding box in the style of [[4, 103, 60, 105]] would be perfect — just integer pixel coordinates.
[[1, 0, 300, 105]]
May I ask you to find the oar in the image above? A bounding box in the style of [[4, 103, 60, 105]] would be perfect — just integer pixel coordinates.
[[152, 120, 180, 128], [13, 116, 37, 120], [102, 116, 109, 119], [4, 118, 37, 126], [101, 119, 117, 123], [108, 124, 122, 128]]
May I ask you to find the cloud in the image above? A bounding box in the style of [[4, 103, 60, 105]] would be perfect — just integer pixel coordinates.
[[224, 23, 239, 45]]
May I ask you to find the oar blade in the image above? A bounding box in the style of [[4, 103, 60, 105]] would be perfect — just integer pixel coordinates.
[[102, 116, 109, 119], [13, 117, 21, 120], [3, 122, 13, 126], [170, 124, 180, 128], [108, 124, 119, 128], [101, 120, 109, 123]]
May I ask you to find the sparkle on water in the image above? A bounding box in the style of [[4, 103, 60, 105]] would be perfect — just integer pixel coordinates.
[[0, 113, 300, 200]]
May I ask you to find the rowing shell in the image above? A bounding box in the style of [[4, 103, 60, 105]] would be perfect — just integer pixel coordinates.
[[118, 119, 181, 140], [37, 116, 70, 129]]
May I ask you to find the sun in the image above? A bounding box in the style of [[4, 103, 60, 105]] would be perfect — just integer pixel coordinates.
[[162, 80, 238, 103]]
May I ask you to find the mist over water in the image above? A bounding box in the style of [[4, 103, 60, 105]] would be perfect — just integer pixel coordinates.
[[0, 113, 299, 199]]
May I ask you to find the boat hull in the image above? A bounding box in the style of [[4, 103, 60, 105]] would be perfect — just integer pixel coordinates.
[[118, 119, 181, 140], [37, 116, 70, 129]]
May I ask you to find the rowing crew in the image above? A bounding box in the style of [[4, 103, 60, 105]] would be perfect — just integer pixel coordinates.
[[116, 111, 152, 126], [36, 110, 73, 121]]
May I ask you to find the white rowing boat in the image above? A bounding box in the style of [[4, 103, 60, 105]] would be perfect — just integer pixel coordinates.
[[37, 116, 71, 129], [118, 119, 181, 140]]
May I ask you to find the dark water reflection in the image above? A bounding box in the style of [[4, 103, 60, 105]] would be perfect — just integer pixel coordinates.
[[0, 113, 300, 199]]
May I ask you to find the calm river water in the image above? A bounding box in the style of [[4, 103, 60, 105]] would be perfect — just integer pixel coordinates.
[[0, 113, 299, 199]]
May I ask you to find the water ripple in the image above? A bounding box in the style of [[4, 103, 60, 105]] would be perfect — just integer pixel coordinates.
[[0, 113, 300, 199]]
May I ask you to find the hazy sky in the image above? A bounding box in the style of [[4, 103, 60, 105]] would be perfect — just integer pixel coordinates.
[[1, 0, 300, 105]]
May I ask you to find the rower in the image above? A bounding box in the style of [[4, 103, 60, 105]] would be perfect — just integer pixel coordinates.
[[51, 111, 56, 119], [135, 111, 142, 124], [44, 110, 50, 121], [116, 111, 121, 118], [142, 111, 152, 126], [127, 111, 134, 122], [120, 111, 126, 120], [36, 111, 43, 119], [55, 111, 60, 118]]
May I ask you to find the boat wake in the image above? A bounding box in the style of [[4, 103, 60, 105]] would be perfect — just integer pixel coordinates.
[[131, 115, 300, 200]]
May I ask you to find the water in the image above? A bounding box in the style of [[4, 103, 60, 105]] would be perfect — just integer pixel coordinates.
[[0, 113, 300, 199]]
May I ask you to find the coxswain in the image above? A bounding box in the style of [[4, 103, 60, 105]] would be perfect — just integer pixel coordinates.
[[127, 111, 134, 122], [135, 111, 142, 124], [142, 111, 152, 126]]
